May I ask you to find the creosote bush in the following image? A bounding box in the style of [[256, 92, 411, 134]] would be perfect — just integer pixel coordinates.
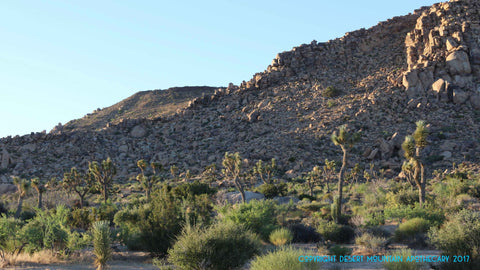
[[269, 227, 293, 246], [168, 222, 260, 270], [383, 249, 422, 270], [322, 86, 340, 98], [316, 220, 354, 243], [355, 232, 387, 254], [250, 246, 318, 270], [394, 217, 431, 243]]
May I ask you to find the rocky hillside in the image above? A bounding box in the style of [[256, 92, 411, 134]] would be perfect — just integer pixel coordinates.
[[57, 86, 219, 132], [1, 0, 480, 184]]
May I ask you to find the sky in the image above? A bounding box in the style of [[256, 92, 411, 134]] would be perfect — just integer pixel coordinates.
[[0, 0, 440, 138]]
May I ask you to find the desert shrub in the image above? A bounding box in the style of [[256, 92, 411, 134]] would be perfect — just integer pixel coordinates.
[[383, 249, 422, 270], [297, 201, 325, 214], [298, 194, 316, 201], [269, 227, 293, 246], [394, 217, 431, 243], [0, 217, 24, 267], [89, 202, 118, 225], [287, 223, 321, 243], [168, 222, 260, 270], [217, 199, 278, 240], [429, 209, 480, 258], [172, 181, 216, 199], [0, 202, 7, 217], [384, 203, 444, 227], [69, 207, 92, 230], [250, 246, 318, 270], [316, 220, 354, 243], [92, 220, 112, 270], [386, 188, 418, 207], [136, 186, 183, 256], [113, 207, 143, 250], [355, 232, 387, 253], [322, 86, 340, 98], [328, 245, 352, 257], [363, 208, 385, 226], [257, 183, 287, 199], [21, 206, 70, 253]]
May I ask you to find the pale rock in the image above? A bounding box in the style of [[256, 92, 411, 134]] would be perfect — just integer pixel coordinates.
[[446, 50, 471, 75], [446, 37, 458, 51], [1, 149, 12, 169], [440, 151, 452, 159]]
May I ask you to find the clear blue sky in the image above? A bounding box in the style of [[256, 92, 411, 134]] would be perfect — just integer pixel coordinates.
[[0, 0, 439, 138]]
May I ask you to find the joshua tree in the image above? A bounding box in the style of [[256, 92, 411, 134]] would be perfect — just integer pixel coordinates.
[[201, 163, 217, 183], [13, 177, 30, 219], [322, 159, 336, 193], [136, 160, 163, 201], [222, 152, 246, 203], [253, 158, 277, 184], [306, 166, 321, 197], [348, 163, 362, 191], [331, 125, 360, 223], [31, 177, 46, 209], [89, 158, 117, 204], [402, 120, 429, 207], [63, 167, 95, 208]]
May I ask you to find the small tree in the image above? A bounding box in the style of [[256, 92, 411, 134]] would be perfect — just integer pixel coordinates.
[[31, 178, 46, 209], [63, 167, 94, 208], [92, 220, 112, 270], [402, 120, 429, 207], [136, 160, 163, 201], [170, 165, 179, 181], [89, 158, 117, 204], [331, 125, 360, 223], [306, 166, 321, 197], [322, 159, 336, 193], [13, 177, 30, 219], [253, 159, 277, 184], [201, 163, 217, 183], [222, 152, 246, 203]]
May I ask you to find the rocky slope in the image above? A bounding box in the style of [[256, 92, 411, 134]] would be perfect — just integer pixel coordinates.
[[57, 86, 219, 133], [1, 0, 480, 184]]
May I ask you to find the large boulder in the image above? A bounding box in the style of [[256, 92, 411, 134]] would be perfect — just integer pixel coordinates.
[[446, 50, 471, 75]]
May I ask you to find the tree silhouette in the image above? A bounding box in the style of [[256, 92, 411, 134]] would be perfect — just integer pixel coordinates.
[[402, 120, 429, 207], [31, 177, 46, 209], [331, 125, 360, 223], [222, 152, 246, 203], [136, 160, 163, 201], [13, 177, 30, 219], [89, 158, 117, 204], [63, 167, 94, 208]]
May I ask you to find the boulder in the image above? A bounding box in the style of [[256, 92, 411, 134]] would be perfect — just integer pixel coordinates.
[[453, 89, 470, 104], [223, 191, 265, 204], [469, 94, 480, 109], [446, 50, 471, 75], [0, 184, 17, 195], [130, 125, 146, 138], [1, 149, 13, 169]]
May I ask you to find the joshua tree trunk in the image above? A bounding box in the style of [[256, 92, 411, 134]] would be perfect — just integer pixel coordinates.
[[103, 183, 108, 203], [15, 196, 24, 219], [335, 146, 347, 224], [234, 178, 246, 203], [37, 191, 43, 209]]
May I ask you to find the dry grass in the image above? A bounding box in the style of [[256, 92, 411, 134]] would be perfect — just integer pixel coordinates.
[[2, 250, 64, 267]]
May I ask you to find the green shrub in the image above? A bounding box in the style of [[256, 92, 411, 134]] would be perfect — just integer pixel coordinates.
[[172, 181, 216, 199], [250, 246, 318, 270], [355, 233, 387, 253], [394, 217, 431, 243], [69, 207, 92, 230], [384, 203, 444, 227], [328, 245, 352, 257], [269, 228, 293, 246], [386, 188, 418, 207], [92, 220, 112, 270], [0, 217, 24, 266], [218, 200, 278, 240], [429, 209, 480, 258], [257, 183, 287, 199], [322, 86, 340, 98], [316, 220, 354, 243], [383, 249, 422, 270], [168, 222, 260, 270]]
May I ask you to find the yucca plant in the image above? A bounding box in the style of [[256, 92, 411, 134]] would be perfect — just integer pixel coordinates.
[[92, 220, 112, 270], [13, 177, 30, 219]]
